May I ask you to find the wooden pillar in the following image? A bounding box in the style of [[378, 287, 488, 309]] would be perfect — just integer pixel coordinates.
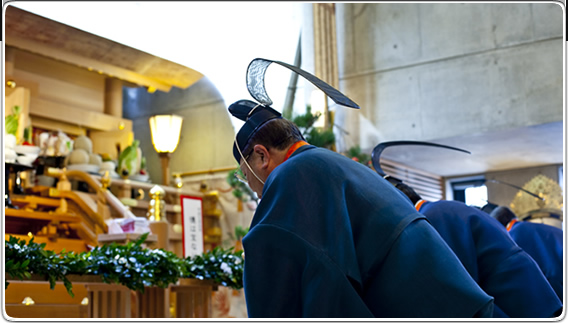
[[159, 153, 171, 186], [5, 46, 15, 77], [104, 78, 123, 118], [149, 221, 169, 250], [86, 284, 135, 318], [171, 279, 214, 318], [312, 3, 339, 130], [117, 179, 132, 199], [137, 287, 170, 318]]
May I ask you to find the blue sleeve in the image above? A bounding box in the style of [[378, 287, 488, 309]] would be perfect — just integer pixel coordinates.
[[423, 202, 562, 318], [470, 217, 562, 318], [509, 223, 564, 303], [242, 224, 374, 318], [361, 219, 494, 318], [481, 249, 562, 318]]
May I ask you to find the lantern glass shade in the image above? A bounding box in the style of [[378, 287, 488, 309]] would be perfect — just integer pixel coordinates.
[[149, 114, 183, 153]]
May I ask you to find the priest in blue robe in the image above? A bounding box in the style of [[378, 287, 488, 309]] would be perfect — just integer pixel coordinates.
[[228, 98, 494, 317], [491, 206, 563, 303], [388, 181, 562, 318]]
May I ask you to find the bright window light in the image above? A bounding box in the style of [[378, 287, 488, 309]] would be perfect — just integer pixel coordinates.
[[465, 185, 488, 208]]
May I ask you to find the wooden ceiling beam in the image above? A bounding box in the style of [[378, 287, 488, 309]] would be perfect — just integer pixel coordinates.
[[30, 97, 133, 132], [5, 6, 204, 92], [6, 35, 173, 93]]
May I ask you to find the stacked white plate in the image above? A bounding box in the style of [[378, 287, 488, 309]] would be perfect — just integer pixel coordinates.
[[67, 164, 101, 173], [14, 145, 40, 166]]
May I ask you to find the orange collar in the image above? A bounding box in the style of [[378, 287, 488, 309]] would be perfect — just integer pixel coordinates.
[[415, 199, 427, 212], [283, 141, 309, 162], [506, 218, 518, 232]]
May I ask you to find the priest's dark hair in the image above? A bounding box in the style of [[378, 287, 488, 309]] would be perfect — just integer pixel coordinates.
[[490, 206, 518, 228], [242, 118, 305, 157], [390, 180, 422, 205]]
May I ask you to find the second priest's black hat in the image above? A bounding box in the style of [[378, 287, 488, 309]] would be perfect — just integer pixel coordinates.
[[371, 140, 471, 186]]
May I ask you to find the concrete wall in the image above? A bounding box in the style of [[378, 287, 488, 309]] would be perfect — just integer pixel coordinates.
[[123, 77, 236, 185], [334, 3, 563, 151]]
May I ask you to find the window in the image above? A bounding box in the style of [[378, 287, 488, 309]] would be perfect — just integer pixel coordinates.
[[450, 177, 487, 208], [464, 185, 488, 208]]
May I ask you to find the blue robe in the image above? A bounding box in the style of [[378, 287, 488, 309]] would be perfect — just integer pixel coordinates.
[[509, 220, 563, 303], [419, 200, 562, 318], [242, 145, 493, 318]]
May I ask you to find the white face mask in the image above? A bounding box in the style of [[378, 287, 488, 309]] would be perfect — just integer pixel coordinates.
[[234, 134, 265, 185]]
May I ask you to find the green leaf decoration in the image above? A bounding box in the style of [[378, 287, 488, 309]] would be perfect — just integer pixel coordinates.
[[345, 145, 372, 168], [118, 140, 140, 176], [234, 226, 249, 240], [5, 234, 244, 296], [23, 126, 32, 143], [292, 105, 320, 131], [291, 105, 335, 149], [5, 107, 20, 136]]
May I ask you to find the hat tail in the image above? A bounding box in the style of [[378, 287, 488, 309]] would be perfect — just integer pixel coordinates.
[[246, 58, 360, 109], [371, 140, 470, 178], [486, 179, 544, 201]]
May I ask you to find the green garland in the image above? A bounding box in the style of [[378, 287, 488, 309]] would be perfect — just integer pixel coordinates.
[[5, 235, 73, 295], [184, 246, 243, 290], [5, 233, 244, 297]]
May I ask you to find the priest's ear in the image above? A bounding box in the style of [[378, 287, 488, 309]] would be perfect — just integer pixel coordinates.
[[253, 144, 270, 169]]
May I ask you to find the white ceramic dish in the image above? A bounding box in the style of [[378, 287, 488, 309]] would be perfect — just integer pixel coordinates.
[[130, 174, 150, 182], [67, 164, 101, 173], [14, 145, 41, 155], [5, 134, 16, 149], [100, 161, 116, 171], [16, 154, 37, 166], [5, 149, 17, 163]]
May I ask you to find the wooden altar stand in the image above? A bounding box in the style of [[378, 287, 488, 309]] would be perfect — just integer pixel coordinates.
[[171, 278, 218, 318], [6, 275, 217, 319]]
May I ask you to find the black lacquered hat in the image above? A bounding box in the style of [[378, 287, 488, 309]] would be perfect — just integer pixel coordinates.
[[230, 58, 360, 163], [229, 99, 282, 163], [371, 140, 471, 186]]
